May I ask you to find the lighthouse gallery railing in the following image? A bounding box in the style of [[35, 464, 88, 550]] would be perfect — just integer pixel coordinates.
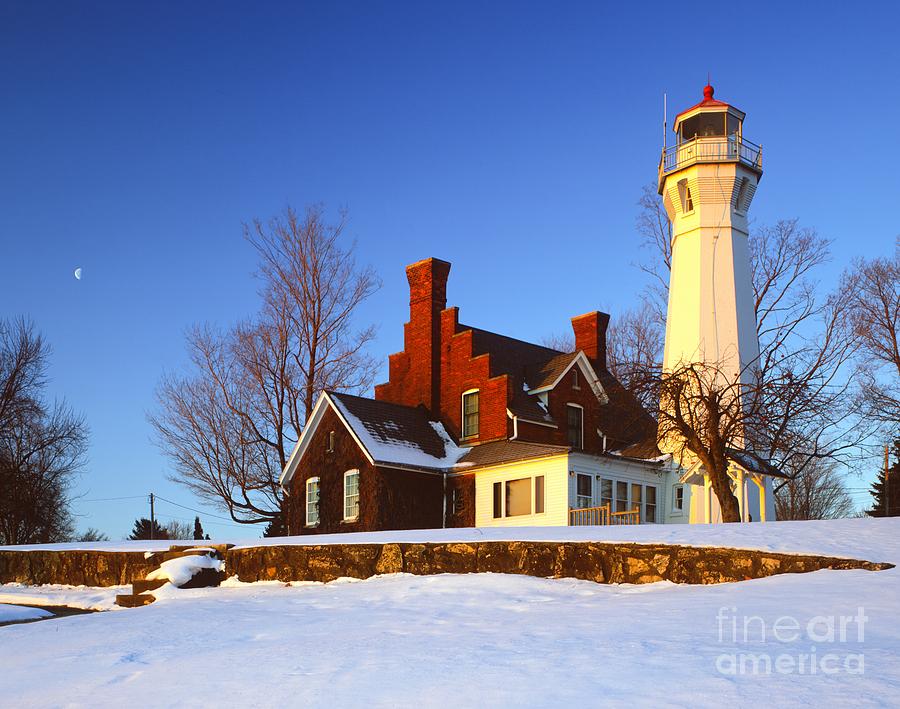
[[658, 136, 762, 182]]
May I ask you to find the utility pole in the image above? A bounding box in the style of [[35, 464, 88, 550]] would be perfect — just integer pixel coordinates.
[[149, 492, 155, 540], [886, 444, 892, 517]]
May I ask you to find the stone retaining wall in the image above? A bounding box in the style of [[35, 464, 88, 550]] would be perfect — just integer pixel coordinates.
[[0, 550, 157, 587], [1, 542, 891, 588], [230, 541, 890, 585]]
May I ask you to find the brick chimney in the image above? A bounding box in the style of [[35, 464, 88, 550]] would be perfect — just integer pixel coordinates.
[[571, 311, 610, 369], [406, 258, 451, 414]]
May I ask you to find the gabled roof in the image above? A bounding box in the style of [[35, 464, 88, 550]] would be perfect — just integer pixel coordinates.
[[280, 392, 466, 486], [524, 351, 580, 390], [466, 326, 563, 379]]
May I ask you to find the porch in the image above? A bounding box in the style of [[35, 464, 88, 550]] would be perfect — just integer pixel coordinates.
[[568, 504, 641, 526]]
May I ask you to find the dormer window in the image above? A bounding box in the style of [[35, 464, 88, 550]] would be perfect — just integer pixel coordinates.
[[462, 389, 479, 439]]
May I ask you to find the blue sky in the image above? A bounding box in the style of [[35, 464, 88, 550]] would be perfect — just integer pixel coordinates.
[[2, 2, 898, 537]]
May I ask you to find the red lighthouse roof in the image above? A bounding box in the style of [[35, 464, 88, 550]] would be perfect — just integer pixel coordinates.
[[673, 84, 739, 125]]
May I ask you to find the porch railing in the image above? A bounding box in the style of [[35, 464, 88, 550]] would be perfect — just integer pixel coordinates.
[[568, 504, 641, 526]]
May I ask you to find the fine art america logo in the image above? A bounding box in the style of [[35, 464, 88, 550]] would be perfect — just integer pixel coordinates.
[[715, 606, 867, 675]]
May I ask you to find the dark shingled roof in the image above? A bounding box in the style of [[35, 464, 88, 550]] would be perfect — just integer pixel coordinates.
[[328, 392, 451, 467], [467, 326, 562, 379], [455, 440, 570, 469], [524, 352, 580, 390]]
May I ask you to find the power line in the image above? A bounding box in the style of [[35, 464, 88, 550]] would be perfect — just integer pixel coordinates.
[[152, 495, 257, 528], [80, 495, 147, 502]]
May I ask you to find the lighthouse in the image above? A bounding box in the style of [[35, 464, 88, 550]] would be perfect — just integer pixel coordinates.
[[658, 85, 775, 523]]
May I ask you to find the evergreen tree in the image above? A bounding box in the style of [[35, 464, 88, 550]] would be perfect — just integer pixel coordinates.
[[868, 441, 900, 517], [193, 516, 205, 540], [263, 512, 287, 538], [128, 517, 169, 540]]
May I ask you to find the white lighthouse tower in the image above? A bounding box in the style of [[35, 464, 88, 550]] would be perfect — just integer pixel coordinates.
[[658, 84, 776, 523]]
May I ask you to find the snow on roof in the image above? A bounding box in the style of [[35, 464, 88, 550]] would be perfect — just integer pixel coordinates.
[[328, 392, 467, 472]]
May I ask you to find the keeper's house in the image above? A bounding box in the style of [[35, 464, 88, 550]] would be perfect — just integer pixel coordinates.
[[280, 257, 680, 535]]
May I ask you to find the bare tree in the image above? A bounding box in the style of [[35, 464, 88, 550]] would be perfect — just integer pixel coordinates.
[[606, 301, 664, 411], [164, 520, 194, 540], [0, 318, 87, 545], [151, 206, 380, 526], [844, 241, 900, 426], [632, 186, 866, 472], [774, 459, 855, 520]]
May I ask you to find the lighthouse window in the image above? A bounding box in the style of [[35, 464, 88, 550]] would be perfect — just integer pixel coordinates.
[[681, 112, 725, 140], [684, 187, 694, 212]]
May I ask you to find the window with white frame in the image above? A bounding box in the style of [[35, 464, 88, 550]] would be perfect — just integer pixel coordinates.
[[493, 481, 502, 519], [576, 473, 592, 508], [326, 430, 336, 453], [595, 476, 659, 522], [673, 484, 685, 512], [599, 478, 613, 509], [343, 469, 359, 521], [615, 481, 629, 512], [505, 478, 531, 516], [631, 483, 643, 516], [535, 476, 545, 514], [306, 477, 320, 527], [462, 390, 479, 439], [572, 368, 580, 390], [567, 404, 583, 450], [645, 486, 657, 523]]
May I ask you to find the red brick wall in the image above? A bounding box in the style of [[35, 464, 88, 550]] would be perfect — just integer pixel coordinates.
[[445, 474, 475, 527], [437, 308, 511, 443], [572, 311, 609, 367], [513, 365, 619, 455], [375, 258, 450, 414], [286, 406, 443, 534]]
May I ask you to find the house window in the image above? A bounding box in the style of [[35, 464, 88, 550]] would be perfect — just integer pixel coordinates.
[[462, 390, 479, 439], [505, 478, 531, 516], [535, 476, 545, 514], [450, 488, 464, 515], [576, 473, 592, 508], [631, 483, 643, 515], [326, 430, 336, 453], [343, 469, 359, 521], [599, 478, 613, 509], [645, 486, 657, 523], [493, 481, 502, 519], [567, 404, 583, 450], [615, 481, 628, 512], [306, 477, 320, 527], [572, 368, 580, 390], [673, 485, 685, 512]]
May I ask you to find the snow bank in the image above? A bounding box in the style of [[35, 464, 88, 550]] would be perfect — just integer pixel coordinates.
[[0, 583, 122, 611], [0, 603, 53, 623], [3, 517, 899, 565], [146, 554, 224, 587]]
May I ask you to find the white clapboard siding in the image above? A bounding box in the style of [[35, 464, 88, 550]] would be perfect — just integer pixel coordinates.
[[474, 455, 569, 527]]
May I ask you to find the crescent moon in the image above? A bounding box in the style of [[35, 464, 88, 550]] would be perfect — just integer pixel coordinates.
[[74, 268, 82, 280]]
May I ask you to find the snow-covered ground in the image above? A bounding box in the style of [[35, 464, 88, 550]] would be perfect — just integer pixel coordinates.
[[1, 518, 899, 707], [1, 516, 897, 561]]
